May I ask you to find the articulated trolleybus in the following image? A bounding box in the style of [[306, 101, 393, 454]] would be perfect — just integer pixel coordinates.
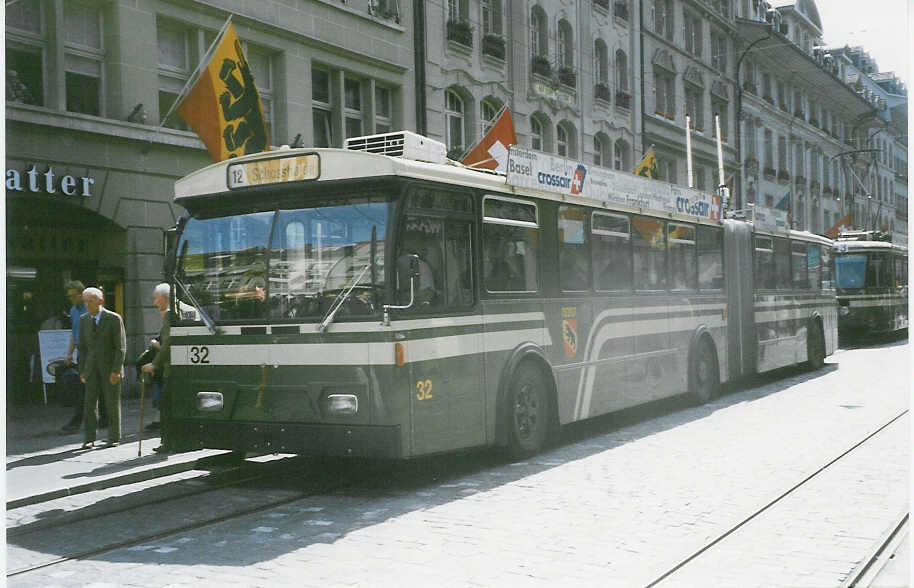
[[166, 131, 836, 458], [833, 230, 908, 338]]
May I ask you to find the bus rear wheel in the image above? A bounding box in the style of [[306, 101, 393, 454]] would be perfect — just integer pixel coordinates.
[[807, 323, 825, 370], [689, 337, 719, 405], [507, 362, 551, 457]]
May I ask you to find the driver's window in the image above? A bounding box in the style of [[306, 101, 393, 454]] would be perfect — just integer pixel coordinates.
[[397, 216, 443, 308]]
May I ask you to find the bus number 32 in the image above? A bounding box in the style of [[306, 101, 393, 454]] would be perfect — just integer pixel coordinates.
[[189, 346, 210, 364], [416, 379, 433, 400]]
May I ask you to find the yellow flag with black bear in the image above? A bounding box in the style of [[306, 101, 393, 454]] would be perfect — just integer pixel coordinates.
[[173, 19, 269, 162], [633, 147, 657, 179]]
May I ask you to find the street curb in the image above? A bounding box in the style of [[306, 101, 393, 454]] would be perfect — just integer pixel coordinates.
[[6, 452, 229, 510]]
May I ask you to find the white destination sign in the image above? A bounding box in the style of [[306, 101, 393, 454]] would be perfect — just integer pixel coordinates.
[[506, 146, 722, 221]]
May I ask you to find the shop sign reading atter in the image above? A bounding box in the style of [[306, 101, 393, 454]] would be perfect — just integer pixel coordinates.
[[6, 165, 95, 197]]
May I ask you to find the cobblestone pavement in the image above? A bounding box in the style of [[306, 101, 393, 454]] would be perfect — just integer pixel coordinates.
[[6, 340, 909, 587]]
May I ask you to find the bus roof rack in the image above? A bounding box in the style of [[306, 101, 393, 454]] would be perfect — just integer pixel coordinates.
[[345, 131, 447, 165], [836, 230, 891, 242]]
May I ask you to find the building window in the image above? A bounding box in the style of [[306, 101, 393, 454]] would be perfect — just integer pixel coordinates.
[[157, 18, 192, 129], [654, 69, 675, 118], [614, 139, 630, 171], [557, 20, 573, 69], [480, 98, 501, 135], [7, 0, 45, 106], [482, 0, 502, 34], [594, 40, 609, 85], [247, 44, 274, 141], [557, 122, 577, 158], [531, 113, 550, 152], [684, 12, 702, 57], [654, 0, 674, 39], [657, 157, 676, 184], [712, 98, 728, 142], [375, 86, 392, 133], [685, 85, 703, 131], [594, 133, 611, 167], [777, 135, 787, 171], [616, 50, 629, 93], [694, 166, 706, 190], [711, 30, 727, 73], [445, 89, 465, 156], [344, 77, 363, 139], [764, 128, 773, 170], [312, 67, 333, 147], [530, 7, 548, 58], [65, 0, 104, 116], [745, 118, 757, 158]]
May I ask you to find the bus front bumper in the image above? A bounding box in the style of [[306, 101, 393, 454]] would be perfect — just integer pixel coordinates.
[[170, 419, 402, 459]]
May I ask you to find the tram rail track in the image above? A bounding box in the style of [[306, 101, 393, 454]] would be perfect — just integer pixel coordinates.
[[6, 455, 381, 578], [645, 409, 909, 587]]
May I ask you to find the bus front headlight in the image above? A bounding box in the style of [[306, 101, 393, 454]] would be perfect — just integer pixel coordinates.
[[197, 391, 224, 411], [327, 394, 358, 415]]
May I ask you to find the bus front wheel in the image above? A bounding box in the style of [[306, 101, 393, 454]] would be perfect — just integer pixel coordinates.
[[507, 362, 551, 457], [689, 337, 719, 405]]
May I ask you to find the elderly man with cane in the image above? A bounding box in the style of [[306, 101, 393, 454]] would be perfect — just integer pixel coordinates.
[[78, 287, 126, 449], [142, 283, 175, 454]]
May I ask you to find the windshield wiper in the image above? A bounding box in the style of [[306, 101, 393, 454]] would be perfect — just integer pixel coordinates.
[[318, 262, 373, 332], [173, 241, 221, 335]]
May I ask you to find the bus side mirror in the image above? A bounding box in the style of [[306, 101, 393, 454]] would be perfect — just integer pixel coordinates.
[[408, 255, 421, 279], [163, 227, 177, 279]]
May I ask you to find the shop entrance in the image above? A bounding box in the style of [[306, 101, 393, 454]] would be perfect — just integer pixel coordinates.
[[6, 199, 126, 405]]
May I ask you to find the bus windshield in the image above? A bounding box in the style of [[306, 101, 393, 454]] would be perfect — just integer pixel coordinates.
[[835, 254, 866, 290], [175, 197, 389, 322]]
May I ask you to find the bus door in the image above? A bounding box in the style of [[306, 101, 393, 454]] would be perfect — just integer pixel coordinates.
[[398, 208, 483, 455], [724, 221, 755, 378], [895, 252, 908, 330]]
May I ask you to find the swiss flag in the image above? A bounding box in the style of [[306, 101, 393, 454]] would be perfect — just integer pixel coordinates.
[[825, 213, 853, 238], [461, 106, 518, 172]]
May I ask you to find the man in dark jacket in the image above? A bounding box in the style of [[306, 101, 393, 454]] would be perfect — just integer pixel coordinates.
[[78, 287, 126, 449], [142, 283, 174, 453]]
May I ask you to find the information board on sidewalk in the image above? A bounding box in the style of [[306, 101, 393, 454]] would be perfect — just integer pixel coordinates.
[[38, 329, 73, 384]]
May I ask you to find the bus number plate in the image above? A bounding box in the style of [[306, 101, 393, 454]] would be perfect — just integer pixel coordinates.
[[189, 346, 210, 364]]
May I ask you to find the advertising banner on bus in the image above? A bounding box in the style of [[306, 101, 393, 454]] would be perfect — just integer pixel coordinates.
[[506, 146, 721, 221]]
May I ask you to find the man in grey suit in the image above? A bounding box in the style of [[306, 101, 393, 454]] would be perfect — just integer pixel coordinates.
[[78, 287, 126, 449]]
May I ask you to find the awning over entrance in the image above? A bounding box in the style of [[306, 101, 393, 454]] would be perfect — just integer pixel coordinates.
[[737, 20, 876, 119]]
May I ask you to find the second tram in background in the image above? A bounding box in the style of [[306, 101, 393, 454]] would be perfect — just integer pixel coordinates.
[[834, 231, 908, 340]]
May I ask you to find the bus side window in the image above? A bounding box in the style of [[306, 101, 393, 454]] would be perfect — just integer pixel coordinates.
[[773, 237, 791, 290], [791, 241, 808, 289], [697, 226, 724, 291], [592, 212, 632, 292], [754, 236, 774, 290], [668, 223, 696, 291], [632, 216, 665, 291], [483, 196, 539, 293], [558, 205, 590, 291], [807, 244, 821, 290], [867, 252, 888, 289], [444, 221, 474, 308], [820, 246, 833, 289]]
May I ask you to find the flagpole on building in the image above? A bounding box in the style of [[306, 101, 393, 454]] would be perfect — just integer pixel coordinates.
[[160, 15, 234, 128], [685, 115, 693, 189]]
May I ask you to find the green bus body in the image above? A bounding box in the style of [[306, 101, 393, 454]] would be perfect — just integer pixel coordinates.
[[834, 240, 909, 337], [166, 147, 837, 459]]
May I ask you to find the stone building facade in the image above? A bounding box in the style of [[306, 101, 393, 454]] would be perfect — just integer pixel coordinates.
[[422, 0, 641, 171]]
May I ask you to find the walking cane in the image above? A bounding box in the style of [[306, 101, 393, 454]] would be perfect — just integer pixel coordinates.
[[138, 373, 147, 456]]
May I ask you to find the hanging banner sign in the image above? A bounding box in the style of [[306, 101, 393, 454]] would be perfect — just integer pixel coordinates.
[[506, 146, 722, 221]]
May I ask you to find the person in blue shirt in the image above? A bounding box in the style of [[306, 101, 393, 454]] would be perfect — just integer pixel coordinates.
[[61, 280, 107, 432]]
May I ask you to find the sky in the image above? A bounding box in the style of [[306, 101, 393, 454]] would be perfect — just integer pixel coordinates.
[[814, 0, 910, 83]]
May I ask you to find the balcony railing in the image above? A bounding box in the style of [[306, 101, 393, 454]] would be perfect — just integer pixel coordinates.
[[558, 66, 576, 88], [777, 169, 790, 183], [615, 90, 631, 109], [763, 167, 776, 180], [482, 34, 506, 60], [447, 19, 473, 47], [595, 82, 611, 102], [531, 55, 551, 77], [593, 0, 610, 9], [742, 82, 757, 95], [614, 1, 629, 20]]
